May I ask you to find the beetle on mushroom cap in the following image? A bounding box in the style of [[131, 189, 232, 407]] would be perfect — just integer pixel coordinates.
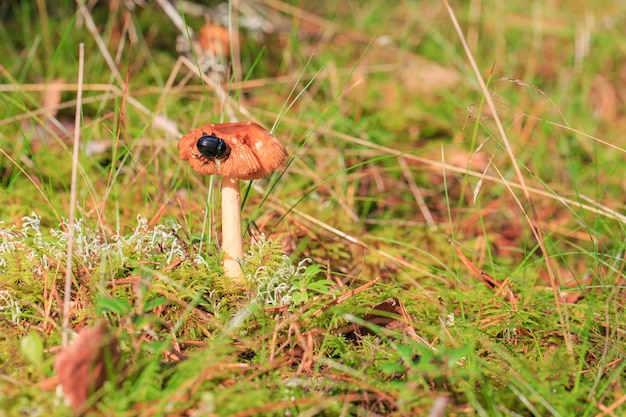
[[178, 122, 288, 180], [196, 132, 231, 161]]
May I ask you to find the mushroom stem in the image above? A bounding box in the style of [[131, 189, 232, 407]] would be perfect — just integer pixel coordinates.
[[221, 176, 244, 283]]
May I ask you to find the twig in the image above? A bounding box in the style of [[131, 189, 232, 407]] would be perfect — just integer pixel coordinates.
[[62, 43, 85, 347]]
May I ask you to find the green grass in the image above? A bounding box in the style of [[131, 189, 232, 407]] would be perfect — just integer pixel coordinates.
[[1, 0, 625, 415]]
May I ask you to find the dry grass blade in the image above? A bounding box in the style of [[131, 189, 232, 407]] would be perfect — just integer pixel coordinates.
[[443, 0, 528, 199], [397, 155, 435, 228], [259, 114, 626, 224], [62, 42, 84, 347], [444, 0, 572, 353], [155, 0, 190, 36], [0, 148, 60, 221], [311, 278, 379, 317], [77, 1, 124, 88]]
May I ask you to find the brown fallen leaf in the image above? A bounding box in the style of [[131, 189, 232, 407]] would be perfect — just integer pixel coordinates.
[[54, 325, 120, 411], [397, 53, 461, 95], [337, 298, 425, 344], [42, 78, 64, 118]]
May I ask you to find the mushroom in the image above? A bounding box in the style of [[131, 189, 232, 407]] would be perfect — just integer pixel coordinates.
[[178, 122, 288, 283]]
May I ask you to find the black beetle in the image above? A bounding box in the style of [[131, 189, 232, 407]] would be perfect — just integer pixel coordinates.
[[196, 132, 231, 160]]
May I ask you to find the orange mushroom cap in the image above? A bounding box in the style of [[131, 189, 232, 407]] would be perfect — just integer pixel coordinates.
[[197, 23, 231, 57], [178, 122, 288, 180]]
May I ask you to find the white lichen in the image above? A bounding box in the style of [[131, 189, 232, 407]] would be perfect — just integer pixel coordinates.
[[244, 236, 313, 307], [0, 213, 187, 278], [0, 289, 21, 324]]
